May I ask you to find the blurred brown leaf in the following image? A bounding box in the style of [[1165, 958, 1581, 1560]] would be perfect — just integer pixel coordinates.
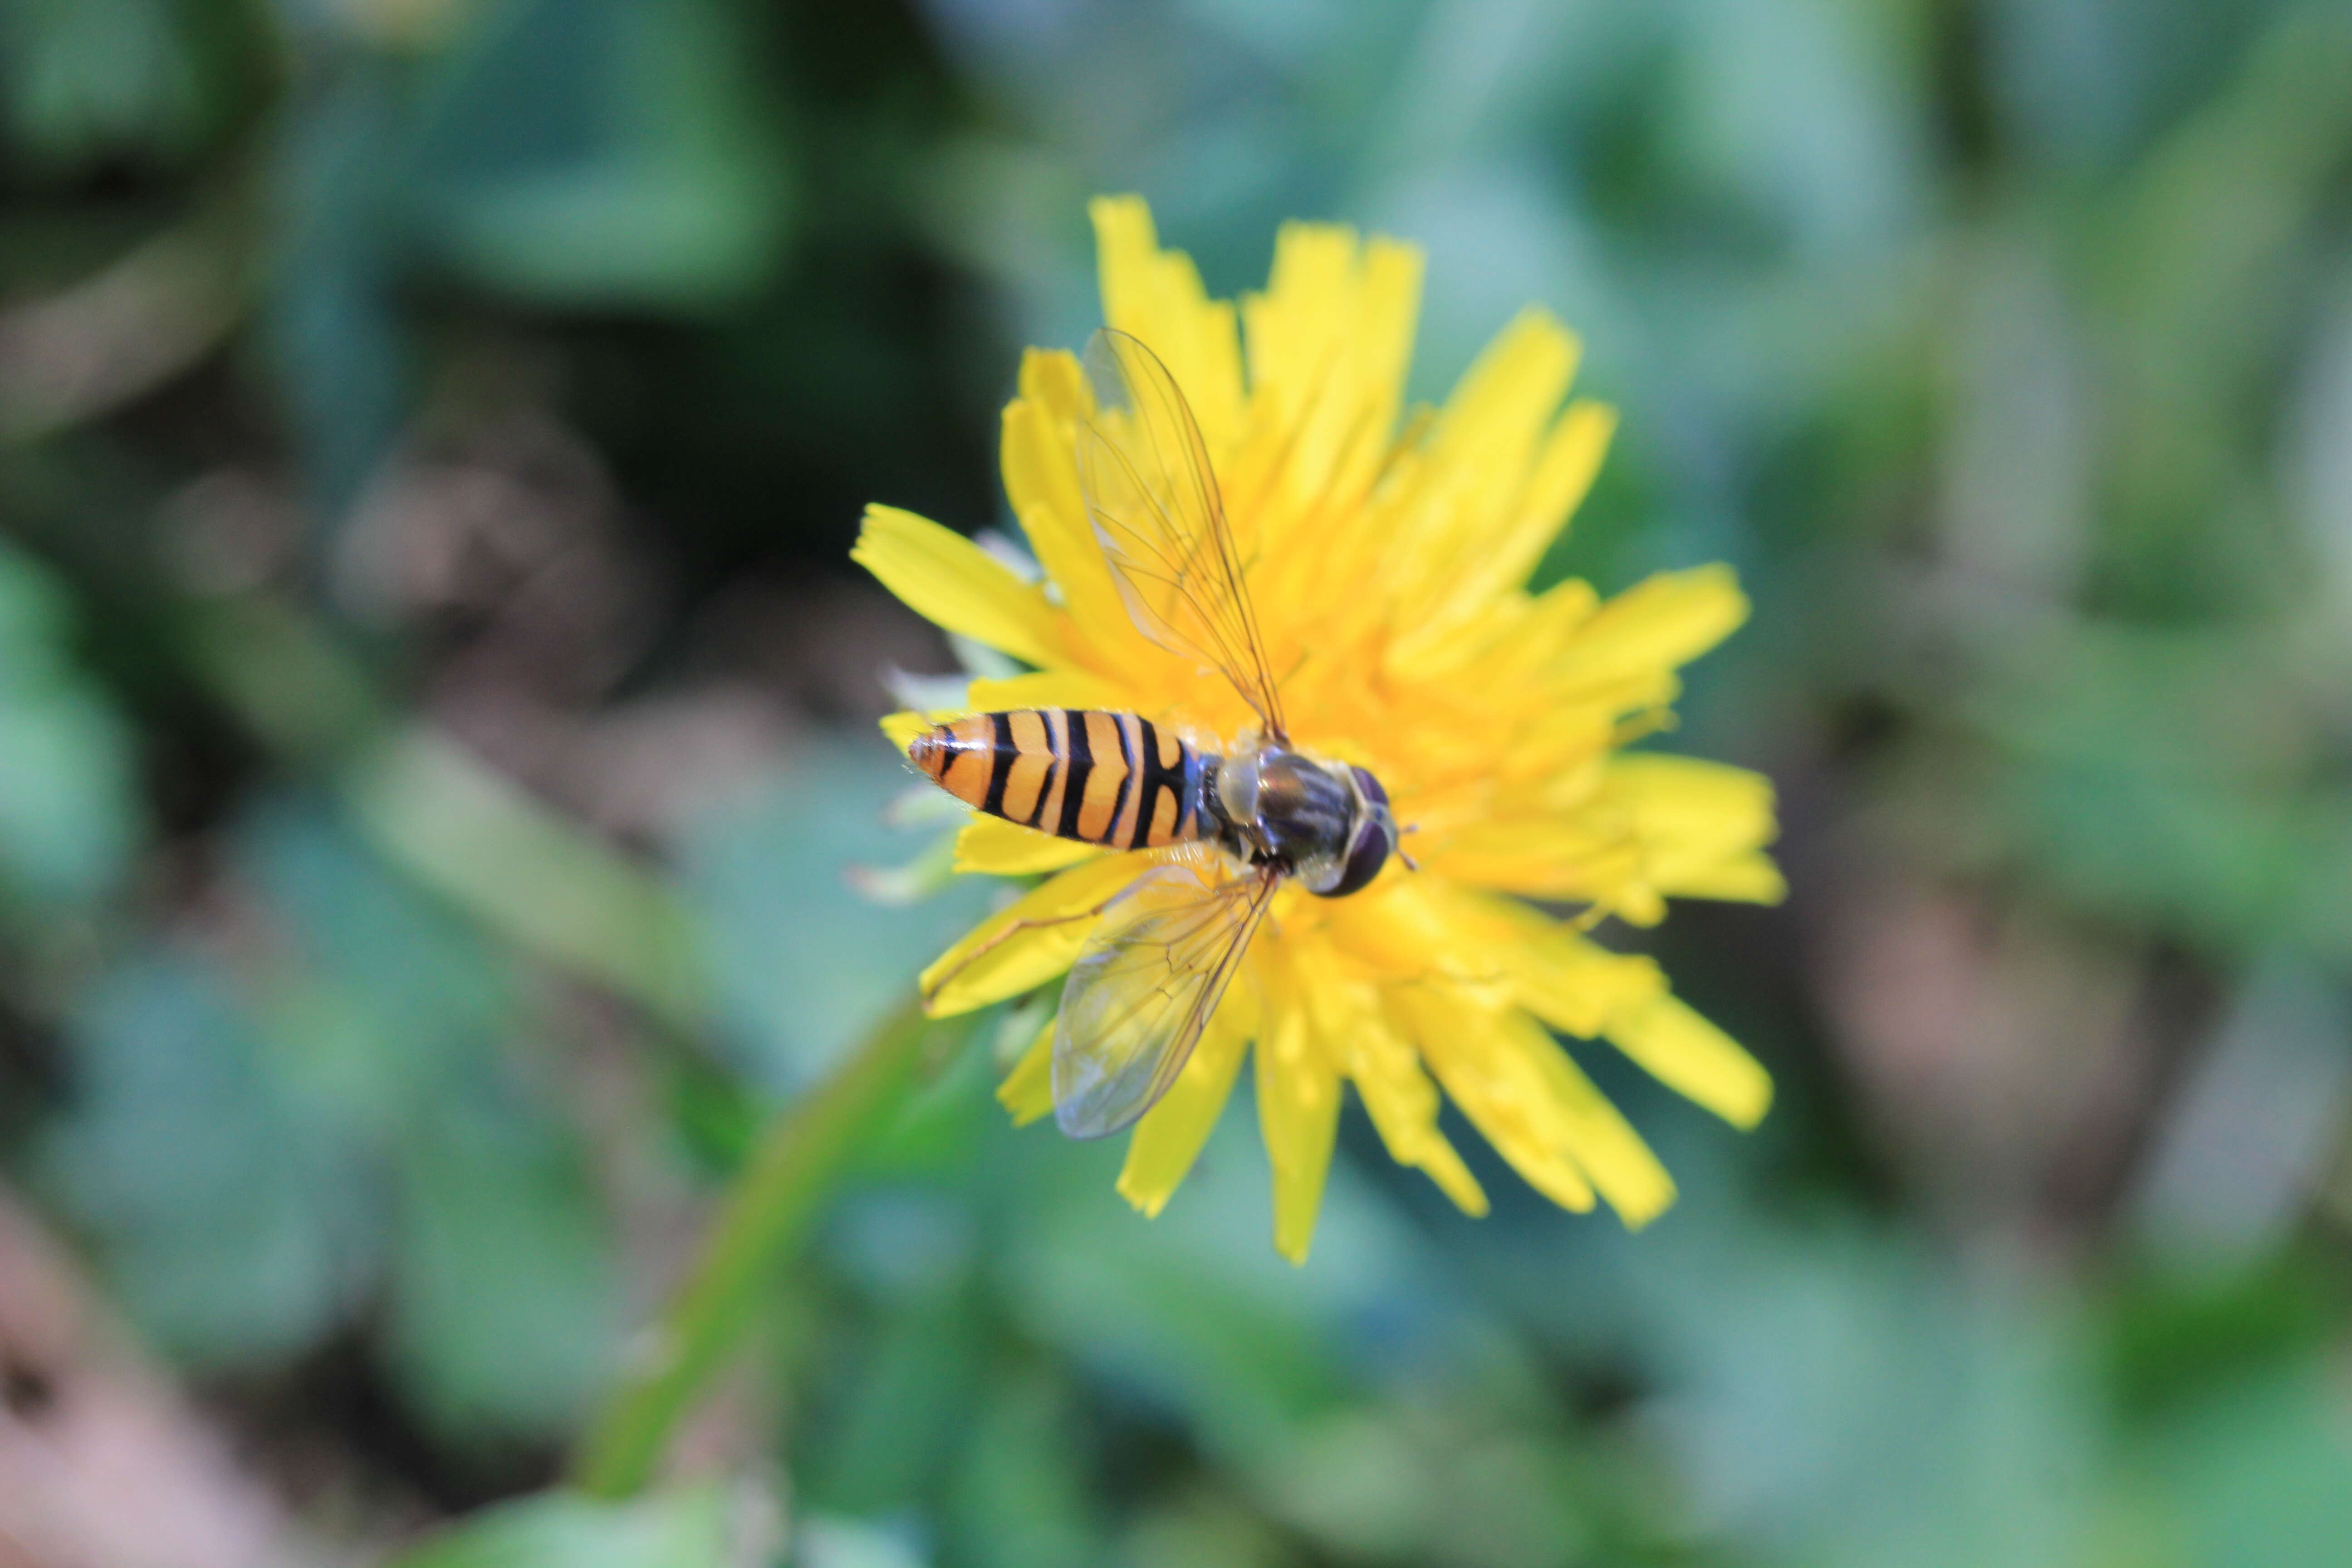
[[0, 1191, 317, 1568]]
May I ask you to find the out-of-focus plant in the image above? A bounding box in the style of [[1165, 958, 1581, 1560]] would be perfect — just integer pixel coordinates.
[[0, 540, 141, 910], [0, 1, 2348, 1566]]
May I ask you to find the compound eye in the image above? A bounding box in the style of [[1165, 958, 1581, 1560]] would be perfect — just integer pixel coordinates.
[[1350, 766, 1389, 809], [1319, 818, 1392, 898]]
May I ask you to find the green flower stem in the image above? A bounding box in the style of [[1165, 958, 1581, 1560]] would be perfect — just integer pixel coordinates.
[[574, 993, 946, 1498]]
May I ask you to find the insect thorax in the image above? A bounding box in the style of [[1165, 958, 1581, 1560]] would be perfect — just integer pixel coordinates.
[[1210, 744, 1392, 896]]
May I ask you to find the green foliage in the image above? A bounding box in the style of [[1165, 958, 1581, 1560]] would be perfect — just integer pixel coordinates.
[[1, 0, 2350, 1564], [0, 541, 139, 906], [0, 0, 227, 175], [679, 746, 995, 1092], [412, 0, 791, 309], [388, 1487, 735, 1568], [39, 799, 623, 1441], [39, 948, 371, 1363]]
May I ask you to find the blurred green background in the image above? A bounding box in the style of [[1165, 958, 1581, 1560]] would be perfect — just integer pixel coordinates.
[[1, 0, 2349, 1564]]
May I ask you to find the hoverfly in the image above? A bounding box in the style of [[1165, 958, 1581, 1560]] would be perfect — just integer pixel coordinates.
[[906, 329, 1403, 1139]]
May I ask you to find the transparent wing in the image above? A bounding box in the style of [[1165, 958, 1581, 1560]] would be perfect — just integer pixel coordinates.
[[1079, 329, 1287, 740], [1052, 859, 1276, 1138]]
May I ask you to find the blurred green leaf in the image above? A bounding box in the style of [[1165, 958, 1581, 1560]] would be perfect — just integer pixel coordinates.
[[1970, 624, 2316, 951], [800, 1275, 985, 1515], [999, 1109, 1404, 1464], [268, 50, 413, 524], [192, 597, 714, 1029], [2107, 1255, 2345, 1421], [240, 795, 512, 1098], [945, 1371, 1102, 1568], [239, 800, 625, 1441], [679, 745, 991, 1092], [0, 0, 213, 174], [2129, 1359, 2352, 1568], [388, 1486, 734, 1568], [413, 0, 791, 309], [1634, 1219, 2100, 1568], [388, 1090, 622, 1443], [39, 950, 371, 1367], [343, 729, 713, 1034], [0, 218, 249, 442], [0, 541, 139, 905], [860, 1017, 999, 1175], [793, 1514, 931, 1568]]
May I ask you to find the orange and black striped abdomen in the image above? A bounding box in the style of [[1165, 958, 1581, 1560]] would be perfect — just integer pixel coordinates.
[[908, 709, 1207, 851]]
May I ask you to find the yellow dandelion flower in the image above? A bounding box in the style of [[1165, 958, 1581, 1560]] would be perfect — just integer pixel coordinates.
[[854, 195, 1783, 1262]]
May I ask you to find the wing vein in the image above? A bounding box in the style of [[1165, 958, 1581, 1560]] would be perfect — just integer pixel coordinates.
[[1051, 862, 1276, 1137], [1079, 329, 1288, 740]]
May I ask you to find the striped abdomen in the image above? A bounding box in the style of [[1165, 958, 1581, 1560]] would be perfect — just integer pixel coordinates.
[[909, 709, 1210, 852]]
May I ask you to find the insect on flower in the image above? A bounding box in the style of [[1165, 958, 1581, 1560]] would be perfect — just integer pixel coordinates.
[[906, 328, 1401, 1137], [858, 196, 1783, 1262]]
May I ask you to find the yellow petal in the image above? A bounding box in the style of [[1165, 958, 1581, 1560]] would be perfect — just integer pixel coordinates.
[[1315, 873, 1509, 987], [1561, 564, 1748, 687], [1295, 938, 1487, 1216], [1396, 400, 1615, 663], [1398, 986, 1594, 1213], [1433, 752, 1782, 916], [955, 816, 1102, 876], [1254, 946, 1339, 1263], [1516, 580, 1610, 673], [1661, 851, 1788, 905], [852, 505, 1063, 667], [1408, 793, 1674, 912], [1000, 365, 1098, 593], [1425, 818, 1640, 901], [1001, 359, 1088, 527], [998, 1018, 1055, 1126], [1383, 310, 1583, 668], [1466, 399, 1617, 608], [1494, 1007, 1676, 1228], [1605, 992, 1772, 1130], [1001, 392, 1146, 681], [1611, 884, 1669, 927], [966, 668, 1126, 713], [919, 853, 1148, 1015], [1514, 401, 1615, 553], [1019, 342, 1091, 425], [999, 348, 1157, 685], [1313, 876, 1448, 975], [1475, 895, 1668, 1036], [1090, 195, 1245, 453], [1245, 220, 1359, 394], [1438, 309, 1582, 462], [1602, 754, 1784, 905], [1116, 970, 1259, 1217], [1357, 239, 1426, 407], [1229, 229, 1425, 621], [1242, 229, 1409, 488], [1348, 1022, 1488, 1216]]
